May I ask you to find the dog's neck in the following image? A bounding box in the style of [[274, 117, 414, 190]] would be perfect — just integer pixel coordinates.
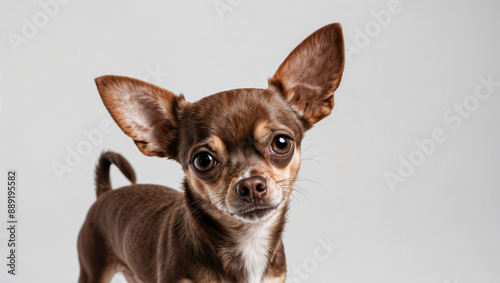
[[183, 181, 287, 282]]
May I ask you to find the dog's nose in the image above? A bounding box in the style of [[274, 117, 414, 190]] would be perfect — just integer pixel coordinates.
[[235, 176, 267, 202]]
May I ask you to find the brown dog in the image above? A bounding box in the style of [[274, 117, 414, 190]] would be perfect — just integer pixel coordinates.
[[77, 23, 345, 283]]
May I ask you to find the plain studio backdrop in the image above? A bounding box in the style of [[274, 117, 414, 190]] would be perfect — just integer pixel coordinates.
[[0, 0, 499, 282]]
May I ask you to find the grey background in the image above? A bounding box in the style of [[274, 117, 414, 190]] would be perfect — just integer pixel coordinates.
[[0, 0, 499, 282]]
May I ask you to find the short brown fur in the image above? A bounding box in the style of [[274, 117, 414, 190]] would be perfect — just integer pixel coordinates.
[[78, 23, 345, 283]]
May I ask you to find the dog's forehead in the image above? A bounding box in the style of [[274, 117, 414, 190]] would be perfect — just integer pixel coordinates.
[[182, 88, 303, 150]]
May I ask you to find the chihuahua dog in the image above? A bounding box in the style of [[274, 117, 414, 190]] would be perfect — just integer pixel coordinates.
[[78, 23, 345, 283]]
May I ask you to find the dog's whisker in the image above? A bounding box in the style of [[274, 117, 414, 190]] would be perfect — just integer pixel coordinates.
[[300, 145, 314, 154], [208, 192, 227, 198], [289, 188, 311, 200], [300, 158, 326, 165], [280, 183, 312, 200], [281, 188, 302, 203], [294, 178, 324, 187], [301, 151, 331, 161]]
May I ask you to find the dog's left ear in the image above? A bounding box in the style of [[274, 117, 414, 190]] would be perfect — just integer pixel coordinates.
[[268, 23, 345, 129]]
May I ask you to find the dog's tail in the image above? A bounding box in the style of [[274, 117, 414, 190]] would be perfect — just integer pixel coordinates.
[[95, 151, 136, 198]]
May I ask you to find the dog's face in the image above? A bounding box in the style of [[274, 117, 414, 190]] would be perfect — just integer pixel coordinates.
[[179, 88, 304, 221], [95, 23, 345, 222]]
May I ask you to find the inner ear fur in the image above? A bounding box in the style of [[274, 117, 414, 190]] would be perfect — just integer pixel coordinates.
[[268, 23, 345, 129], [95, 75, 187, 159]]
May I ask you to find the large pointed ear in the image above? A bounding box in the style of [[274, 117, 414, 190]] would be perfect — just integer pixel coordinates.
[[268, 23, 345, 129], [95, 75, 188, 159]]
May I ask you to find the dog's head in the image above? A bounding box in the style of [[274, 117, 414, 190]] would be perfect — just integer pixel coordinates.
[[95, 23, 344, 222]]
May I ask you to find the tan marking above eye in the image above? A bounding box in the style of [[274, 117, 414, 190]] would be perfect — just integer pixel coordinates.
[[253, 120, 271, 144], [207, 136, 228, 159]]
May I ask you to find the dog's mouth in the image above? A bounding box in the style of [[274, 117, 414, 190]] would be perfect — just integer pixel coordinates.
[[233, 204, 279, 221]]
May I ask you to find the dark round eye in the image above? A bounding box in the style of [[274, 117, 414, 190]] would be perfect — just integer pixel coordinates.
[[193, 152, 216, 172], [272, 135, 292, 155]]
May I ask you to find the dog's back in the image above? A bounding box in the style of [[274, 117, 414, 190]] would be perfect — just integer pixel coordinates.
[[78, 152, 187, 283]]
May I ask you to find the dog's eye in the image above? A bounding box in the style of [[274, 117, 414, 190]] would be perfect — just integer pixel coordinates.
[[271, 135, 292, 155], [193, 152, 216, 172]]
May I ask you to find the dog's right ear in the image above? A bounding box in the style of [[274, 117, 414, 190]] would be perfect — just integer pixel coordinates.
[[95, 75, 187, 159]]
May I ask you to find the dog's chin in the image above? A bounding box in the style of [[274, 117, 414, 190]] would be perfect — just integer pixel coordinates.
[[231, 205, 279, 223]]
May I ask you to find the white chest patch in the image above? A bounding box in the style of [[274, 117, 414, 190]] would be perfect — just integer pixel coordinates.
[[237, 215, 278, 283]]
